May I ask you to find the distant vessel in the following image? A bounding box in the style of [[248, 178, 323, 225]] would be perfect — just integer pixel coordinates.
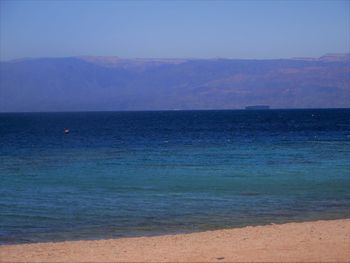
[[64, 128, 70, 134], [245, 105, 270, 110]]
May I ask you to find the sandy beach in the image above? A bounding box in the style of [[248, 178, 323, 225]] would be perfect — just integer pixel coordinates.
[[1, 219, 349, 262]]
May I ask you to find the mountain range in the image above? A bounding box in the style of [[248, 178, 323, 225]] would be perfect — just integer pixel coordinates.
[[0, 54, 349, 112]]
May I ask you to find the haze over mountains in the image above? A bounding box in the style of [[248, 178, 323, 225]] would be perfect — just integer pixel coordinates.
[[0, 54, 349, 112]]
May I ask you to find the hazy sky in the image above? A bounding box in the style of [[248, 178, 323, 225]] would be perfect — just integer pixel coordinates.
[[1, 0, 349, 61]]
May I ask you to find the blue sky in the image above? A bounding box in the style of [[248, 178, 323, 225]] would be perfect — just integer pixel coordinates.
[[1, 0, 349, 60]]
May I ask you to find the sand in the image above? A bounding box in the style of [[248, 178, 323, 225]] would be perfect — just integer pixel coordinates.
[[1, 219, 349, 262]]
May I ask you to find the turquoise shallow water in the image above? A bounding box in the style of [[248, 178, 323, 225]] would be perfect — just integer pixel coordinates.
[[0, 109, 350, 244]]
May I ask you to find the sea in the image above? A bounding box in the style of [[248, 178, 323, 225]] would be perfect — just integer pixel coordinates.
[[1, 109, 350, 244]]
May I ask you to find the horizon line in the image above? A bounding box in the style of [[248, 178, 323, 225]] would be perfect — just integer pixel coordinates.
[[1, 107, 350, 114], [2, 52, 350, 63]]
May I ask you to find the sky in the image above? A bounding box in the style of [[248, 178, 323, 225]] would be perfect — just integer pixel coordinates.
[[0, 0, 349, 61]]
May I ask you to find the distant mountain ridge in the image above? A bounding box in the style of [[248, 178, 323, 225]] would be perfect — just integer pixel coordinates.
[[0, 54, 349, 112]]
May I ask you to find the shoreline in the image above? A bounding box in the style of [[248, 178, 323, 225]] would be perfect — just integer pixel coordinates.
[[1, 218, 349, 262]]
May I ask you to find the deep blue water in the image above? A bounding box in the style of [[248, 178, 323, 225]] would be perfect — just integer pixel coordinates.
[[1, 109, 350, 244]]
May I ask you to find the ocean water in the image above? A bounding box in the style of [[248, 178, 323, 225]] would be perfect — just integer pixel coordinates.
[[1, 109, 350, 244]]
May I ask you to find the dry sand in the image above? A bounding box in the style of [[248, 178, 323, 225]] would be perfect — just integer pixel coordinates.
[[1, 219, 349, 262]]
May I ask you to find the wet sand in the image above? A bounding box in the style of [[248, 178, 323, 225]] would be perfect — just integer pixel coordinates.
[[1, 219, 349, 262]]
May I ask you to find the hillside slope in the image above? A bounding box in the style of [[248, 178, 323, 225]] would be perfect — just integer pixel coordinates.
[[0, 54, 349, 111]]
